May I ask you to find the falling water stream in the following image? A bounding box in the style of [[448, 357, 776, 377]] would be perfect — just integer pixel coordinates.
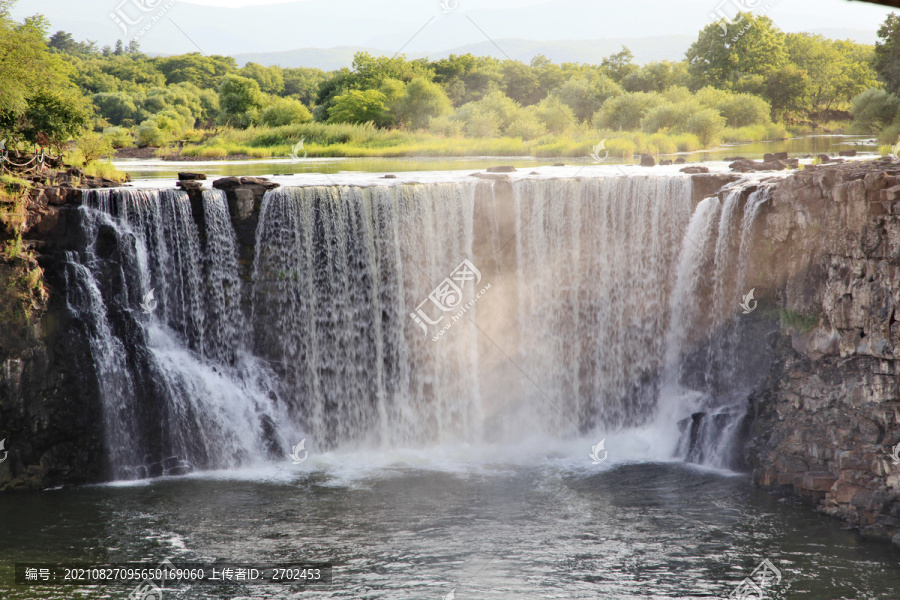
[[2, 173, 898, 599]]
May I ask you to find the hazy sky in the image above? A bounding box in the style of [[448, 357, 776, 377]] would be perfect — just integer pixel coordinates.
[[11, 0, 897, 58]]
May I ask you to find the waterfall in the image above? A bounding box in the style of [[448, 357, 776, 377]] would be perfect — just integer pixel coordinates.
[[512, 176, 693, 435], [65, 174, 774, 480], [70, 189, 297, 479], [251, 184, 484, 449]]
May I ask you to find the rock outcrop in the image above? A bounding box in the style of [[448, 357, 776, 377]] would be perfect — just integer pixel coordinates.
[[743, 158, 900, 546]]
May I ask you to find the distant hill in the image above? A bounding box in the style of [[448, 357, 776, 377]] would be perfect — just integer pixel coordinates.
[[232, 29, 880, 71], [233, 36, 697, 70]]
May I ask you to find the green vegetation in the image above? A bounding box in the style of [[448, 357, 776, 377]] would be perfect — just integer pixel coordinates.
[[0, 1, 894, 160], [780, 309, 821, 334]]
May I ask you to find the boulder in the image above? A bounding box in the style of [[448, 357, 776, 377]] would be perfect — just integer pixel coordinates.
[[674, 157, 687, 164], [817, 154, 831, 163], [774, 151, 789, 160], [659, 159, 673, 165], [764, 153, 776, 162], [176, 180, 204, 191], [640, 154, 656, 167], [177, 172, 206, 181], [382, 174, 397, 179], [839, 149, 858, 157], [680, 166, 710, 174]]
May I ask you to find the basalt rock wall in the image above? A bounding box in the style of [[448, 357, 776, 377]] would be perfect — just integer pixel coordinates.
[[744, 158, 900, 547]]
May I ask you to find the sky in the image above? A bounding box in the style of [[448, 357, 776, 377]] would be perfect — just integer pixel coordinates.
[[10, 0, 898, 60]]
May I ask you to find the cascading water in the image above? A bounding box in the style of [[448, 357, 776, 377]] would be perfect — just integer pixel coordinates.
[[251, 184, 484, 449], [66, 174, 775, 480], [69, 188, 296, 479]]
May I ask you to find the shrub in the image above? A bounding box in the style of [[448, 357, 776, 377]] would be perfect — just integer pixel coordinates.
[[259, 98, 313, 127], [640, 100, 700, 132], [717, 94, 772, 127], [851, 88, 900, 133], [685, 108, 726, 146], [533, 95, 576, 133], [555, 75, 622, 122], [592, 92, 664, 130], [392, 77, 452, 129], [428, 114, 464, 137], [102, 126, 133, 148], [506, 112, 547, 140], [75, 132, 114, 162]]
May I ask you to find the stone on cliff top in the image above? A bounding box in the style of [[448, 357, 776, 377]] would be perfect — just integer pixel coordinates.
[[178, 172, 206, 181], [640, 154, 656, 167], [839, 149, 858, 157], [212, 176, 241, 190], [176, 180, 204, 191], [239, 176, 279, 189], [764, 153, 776, 162], [486, 166, 516, 173], [674, 157, 687, 164], [680, 166, 709, 174], [817, 154, 831, 163], [659, 159, 673, 165]]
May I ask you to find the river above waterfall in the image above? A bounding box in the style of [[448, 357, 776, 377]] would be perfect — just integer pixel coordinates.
[[2, 448, 900, 599], [114, 134, 877, 181]]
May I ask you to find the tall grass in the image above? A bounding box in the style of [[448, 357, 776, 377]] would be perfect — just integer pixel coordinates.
[[175, 119, 796, 160]]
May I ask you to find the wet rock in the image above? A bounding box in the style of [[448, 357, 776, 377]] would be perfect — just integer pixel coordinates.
[[382, 174, 397, 179], [680, 166, 709, 174], [659, 159, 673, 165], [176, 180, 203, 191], [640, 154, 656, 167], [177, 172, 206, 181], [839, 149, 858, 157], [674, 158, 687, 164]]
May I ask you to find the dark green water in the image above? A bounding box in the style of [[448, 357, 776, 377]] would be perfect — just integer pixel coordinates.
[[1, 461, 898, 599]]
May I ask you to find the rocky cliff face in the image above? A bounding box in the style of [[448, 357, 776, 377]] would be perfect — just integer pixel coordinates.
[[743, 158, 900, 548]]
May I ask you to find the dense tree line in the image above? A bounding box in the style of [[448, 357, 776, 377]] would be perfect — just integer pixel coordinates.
[[3, 0, 900, 153]]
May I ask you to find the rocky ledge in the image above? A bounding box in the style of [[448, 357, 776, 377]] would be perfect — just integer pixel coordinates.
[[743, 157, 900, 548]]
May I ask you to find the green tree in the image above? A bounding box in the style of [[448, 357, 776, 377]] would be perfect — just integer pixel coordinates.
[[327, 89, 390, 126], [850, 88, 900, 133], [686, 13, 788, 91], [259, 97, 313, 127], [217, 74, 264, 128], [601, 47, 638, 83], [22, 89, 92, 152], [391, 77, 452, 129], [874, 13, 900, 95], [555, 75, 622, 122], [241, 62, 284, 95], [155, 53, 237, 88]]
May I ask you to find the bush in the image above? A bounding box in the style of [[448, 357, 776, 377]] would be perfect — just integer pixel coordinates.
[[555, 75, 622, 122], [428, 114, 463, 137], [851, 88, 900, 133], [685, 108, 726, 146], [259, 98, 313, 127], [592, 92, 664, 130], [75, 132, 114, 162], [506, 111, 547, 140], [102, 126, 133, 148], [533, 95, 576, 133], [392, 77, 452, 129], [640, 100, 700, 133], [717, 94, 772, 127]]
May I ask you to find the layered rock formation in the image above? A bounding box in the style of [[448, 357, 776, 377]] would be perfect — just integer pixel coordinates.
[[743, 158, 900, 547]]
